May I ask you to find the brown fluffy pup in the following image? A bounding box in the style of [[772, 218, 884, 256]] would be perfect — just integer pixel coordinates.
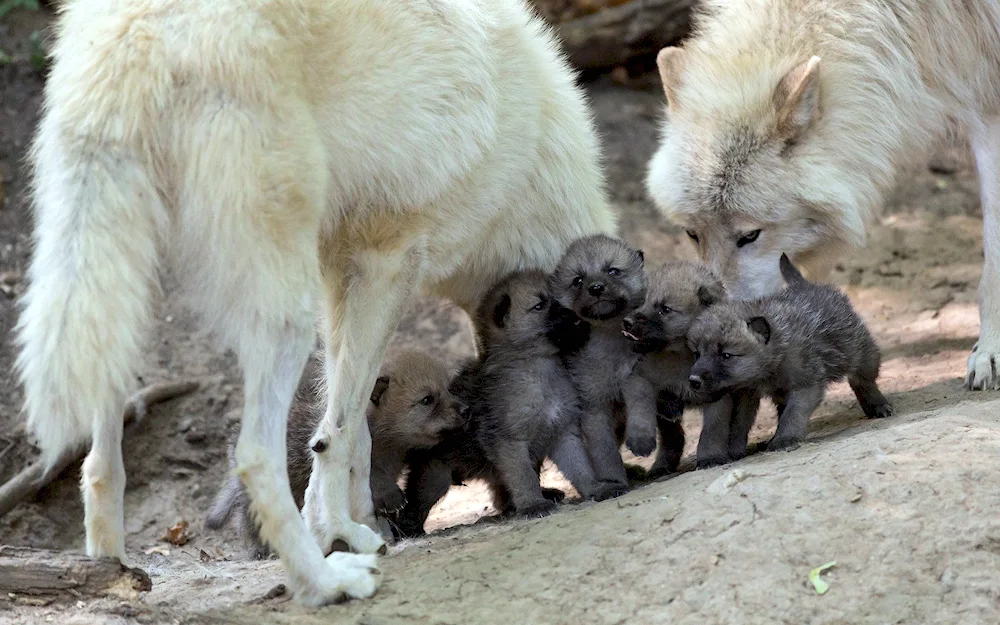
[[206, 349, 468, 558]]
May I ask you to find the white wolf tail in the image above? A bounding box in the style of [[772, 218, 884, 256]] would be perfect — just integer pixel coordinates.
[[15, 113, 167, 469]]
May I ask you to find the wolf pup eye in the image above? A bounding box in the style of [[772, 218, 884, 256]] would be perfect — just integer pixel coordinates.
[[736, 229, 761, 248], [419, 395, 434, 406], [572, 276, 584, 287], [686, 230, 699, 244], [532, 300, 546, 311], [657, 303, 673, 315], [607, 267, 621, 276], [721, 352, 733, 360]]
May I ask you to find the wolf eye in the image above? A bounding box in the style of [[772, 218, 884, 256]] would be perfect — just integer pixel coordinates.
[[721, 352, 733, 360], [419, 395, 434, 406], [737, 230, 761, 248], [572, 276, 584, 288], [657, 303, 673, 315], [532, 300, 546, 311], [686, 230, 699, 244], [607, 267, 621, 276]]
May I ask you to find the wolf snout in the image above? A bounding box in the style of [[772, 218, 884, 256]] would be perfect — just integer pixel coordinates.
[[455, 401, 472, 422], [688, 374, 703, 390], [588, 282, 605, 296], [622, 317, 635, 331]]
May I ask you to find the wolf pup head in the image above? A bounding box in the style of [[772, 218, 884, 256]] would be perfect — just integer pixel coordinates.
[[370, 350, 470, 448], [549, 234, 647, 328], [475, 269, 565, 355], [686, 302, 778, 400], [645, 37, 856, 300], [622, 260, 724, 354]]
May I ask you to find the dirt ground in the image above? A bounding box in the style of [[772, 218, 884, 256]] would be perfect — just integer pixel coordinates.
[[2, 6, 1000, 625]]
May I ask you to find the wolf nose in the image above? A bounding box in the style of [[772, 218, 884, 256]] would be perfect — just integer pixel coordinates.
[[622, 317, 634, 331], [457, 402, 471, 420], [588, 282, 605, 296], [688, 375, 703, 390]]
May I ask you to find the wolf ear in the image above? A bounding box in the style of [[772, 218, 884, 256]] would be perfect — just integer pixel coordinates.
[[492, 294, 512, 329], [748, 316, 771, 344], [774, 56, 821, 142], [697, 283, 725, 307], [656, 47, 685, 109], [370, 376, 390, 406]]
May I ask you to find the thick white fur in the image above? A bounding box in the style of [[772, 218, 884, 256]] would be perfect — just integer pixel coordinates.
[[645, 0, 1000, 389], [16, 0, 614, 605]]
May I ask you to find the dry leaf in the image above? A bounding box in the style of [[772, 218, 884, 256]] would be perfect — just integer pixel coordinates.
[[144, 545, 170, 556], [199, 549, 213, 563], [162, 520, 190, 546]]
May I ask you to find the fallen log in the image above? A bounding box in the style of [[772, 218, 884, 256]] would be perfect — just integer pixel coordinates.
[[554, 0, 696, 70], [0, 380, 200, 520], [0, 546, 151, 602]]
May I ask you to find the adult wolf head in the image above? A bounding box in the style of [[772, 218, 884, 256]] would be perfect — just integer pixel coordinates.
[[644, 2, 912, 300]]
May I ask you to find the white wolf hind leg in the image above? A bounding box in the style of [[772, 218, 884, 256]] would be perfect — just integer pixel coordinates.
[[967, 119, 1000, 390], [304, 241, 426, 556], [82, 412, 129, 564]]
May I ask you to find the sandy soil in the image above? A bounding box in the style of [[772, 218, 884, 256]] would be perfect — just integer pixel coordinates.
[[2, 6, 999, 624]]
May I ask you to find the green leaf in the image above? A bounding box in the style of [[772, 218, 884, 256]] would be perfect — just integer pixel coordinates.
[[808, 561, 837, 595]]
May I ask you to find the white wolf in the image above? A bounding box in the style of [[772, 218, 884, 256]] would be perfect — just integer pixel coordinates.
[[16, 0, 614, 605], [645, 0, 1000, 390]]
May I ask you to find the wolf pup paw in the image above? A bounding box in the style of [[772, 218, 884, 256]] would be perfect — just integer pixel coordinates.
[[541, 487, 566, 503], [766, 436, 802, 452], [696, 455, 729, 470], [518, 500, 558, 518]]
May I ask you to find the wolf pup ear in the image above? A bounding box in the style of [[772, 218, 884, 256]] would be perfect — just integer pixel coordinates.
[[636, 249, 645, 263], [370, 376, 390, 406], [748, 316, 771, 344], [697, 283, 725, 307], [774, 56, 821, 142], [656, 46, 686, 109], [492, 293, 512, 328]]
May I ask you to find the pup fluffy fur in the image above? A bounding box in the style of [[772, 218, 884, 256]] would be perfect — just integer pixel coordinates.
[[16, 0, 614, 605], [645, 0, 1000, 390]]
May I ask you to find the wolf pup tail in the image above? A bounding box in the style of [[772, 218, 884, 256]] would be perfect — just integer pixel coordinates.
[[778, 253, 807, 288], [14, 109, 167, 469], [206, 476, 245, 529]]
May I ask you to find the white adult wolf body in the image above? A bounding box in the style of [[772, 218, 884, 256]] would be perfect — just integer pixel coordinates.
[[16, 0, 614, 605], [645, 0, 1000, 390]]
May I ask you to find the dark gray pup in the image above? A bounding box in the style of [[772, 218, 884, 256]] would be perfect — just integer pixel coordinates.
[[549, 234, 649, 498], [687, 254, 893, 456], [205, 349, 468, 558], [621, 260, 728, 477], [395, 269, 601, 537]]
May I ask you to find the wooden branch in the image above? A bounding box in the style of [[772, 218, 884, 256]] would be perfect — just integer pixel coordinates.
[[555, 0, 696, 70], [0, 546, 151, 601], [0, 380, 200, 520]]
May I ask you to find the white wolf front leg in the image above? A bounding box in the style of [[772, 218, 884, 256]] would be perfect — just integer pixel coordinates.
[[304, 241, 426, 555], [967, 119, 1000, 390]]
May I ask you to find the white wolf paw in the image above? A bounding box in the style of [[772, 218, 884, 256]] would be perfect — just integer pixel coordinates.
[[293, 551, 383, 606], [308, 516, 387, 556], [965, 342, 1000, 391]]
